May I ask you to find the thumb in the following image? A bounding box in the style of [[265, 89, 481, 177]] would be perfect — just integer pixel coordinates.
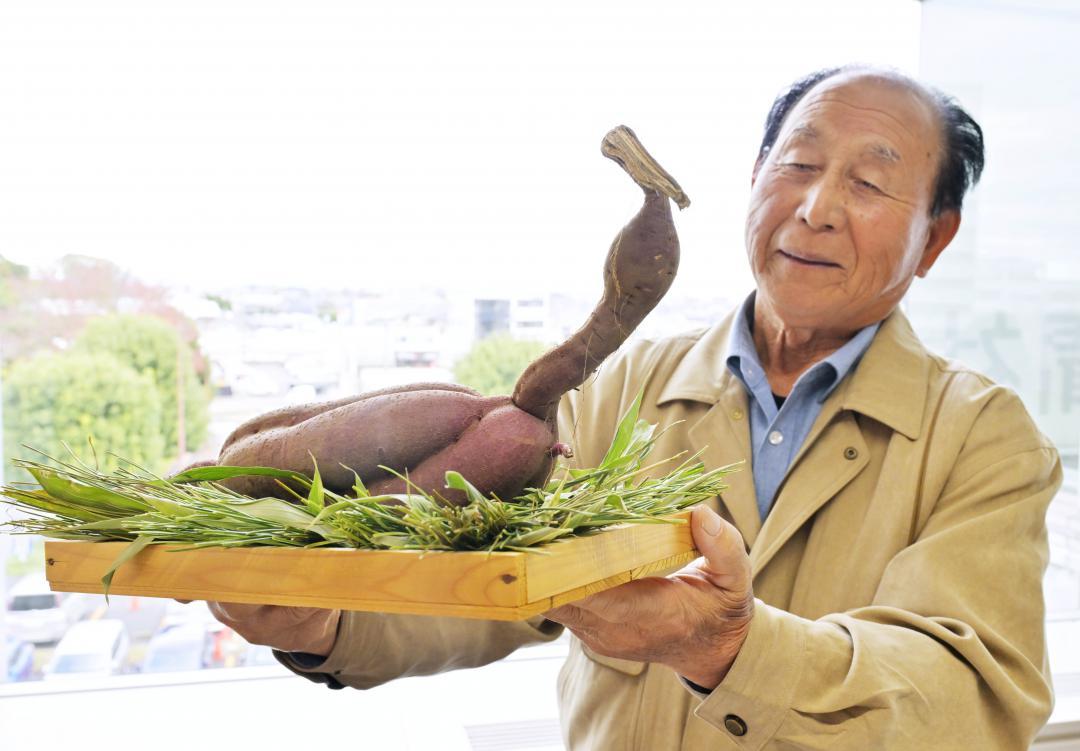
[[691, 504, 750, 591]]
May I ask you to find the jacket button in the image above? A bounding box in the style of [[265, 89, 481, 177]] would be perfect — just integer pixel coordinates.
[[723, 714, 747, 736], [843, 446, 859, 460], [731, 408, 744, 420]]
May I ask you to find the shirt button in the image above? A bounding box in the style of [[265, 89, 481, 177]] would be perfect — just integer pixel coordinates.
[[768, 430, 784, 446], [723, 714, 748, 736]]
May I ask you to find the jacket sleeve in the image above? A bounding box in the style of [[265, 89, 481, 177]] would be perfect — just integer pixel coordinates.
[[275, 389, 584, 690], [692, 385, 1061, 750], [277, 611, 564, 689]]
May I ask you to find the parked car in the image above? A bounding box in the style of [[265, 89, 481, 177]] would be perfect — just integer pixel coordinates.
[[157, 599, 249, 668], [5, 636, 34, 682], [5, 574, 76, 644], [141, 623, 208, 673], [42, 619, 129, 680]]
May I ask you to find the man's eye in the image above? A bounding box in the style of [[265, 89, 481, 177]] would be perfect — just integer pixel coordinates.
[[784, 162, 815, 171], [857, 178, 882, 192]]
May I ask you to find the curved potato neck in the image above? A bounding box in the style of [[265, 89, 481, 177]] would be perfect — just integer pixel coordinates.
[[512, 127, 687, 421]]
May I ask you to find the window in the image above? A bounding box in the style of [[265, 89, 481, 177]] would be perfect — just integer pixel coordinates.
[[912, 2, 1080, 734], [7, 0, 1074, 746]]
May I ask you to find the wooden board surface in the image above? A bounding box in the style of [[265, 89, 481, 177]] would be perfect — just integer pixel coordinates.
[[45, 512, 697, 620]]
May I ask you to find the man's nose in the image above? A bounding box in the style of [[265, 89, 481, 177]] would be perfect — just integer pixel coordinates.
[[796, 176, 846, 232]]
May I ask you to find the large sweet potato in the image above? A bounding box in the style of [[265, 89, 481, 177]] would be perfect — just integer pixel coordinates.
[[206, 126, 689, 505]]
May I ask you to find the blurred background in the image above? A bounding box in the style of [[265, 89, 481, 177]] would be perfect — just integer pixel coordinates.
[[1, 0, 1077, 748]]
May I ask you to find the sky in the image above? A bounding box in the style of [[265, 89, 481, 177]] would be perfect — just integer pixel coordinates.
[[0, 0, 920, 302]]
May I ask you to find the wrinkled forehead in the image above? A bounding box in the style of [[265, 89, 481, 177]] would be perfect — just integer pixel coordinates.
[[779, 73, 942, 162]]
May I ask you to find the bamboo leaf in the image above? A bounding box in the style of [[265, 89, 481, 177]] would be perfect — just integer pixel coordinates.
[[231, 499, 317, 528], [305, 455, 325, 515], [506, 526, 567, 547], [101, 534, 155, 600], [28, 467, 146, 513], [344, 467, 369, 498], [598, 389, 645, 469], [443, 471, 487, 505], [370, 532, 413, 548], [166, 465, 312, 486]]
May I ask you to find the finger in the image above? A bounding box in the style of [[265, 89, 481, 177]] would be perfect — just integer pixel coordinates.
[[559, 579, 659, 622], [691, 504, 751, 591], [208, 601, 266, 625], [543, 603, 604, 631]]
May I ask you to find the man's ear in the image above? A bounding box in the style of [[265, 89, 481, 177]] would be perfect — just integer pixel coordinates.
[[750, 157, 764, 188], [916, 209, 961, 278]]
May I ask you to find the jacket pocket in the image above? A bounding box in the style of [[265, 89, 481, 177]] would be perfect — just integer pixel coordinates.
[[580, 641, 647, 676]]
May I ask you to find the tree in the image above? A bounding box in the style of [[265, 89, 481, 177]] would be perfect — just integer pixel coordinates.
[[0, 255, 210, 383], [0, 254, 29, 309], [2, 351, 164, 484], [453, 334, 551, 396], [74, 314, 210, 459]]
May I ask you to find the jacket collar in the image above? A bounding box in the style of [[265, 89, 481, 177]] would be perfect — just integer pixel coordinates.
[[656, 304, 930, 440]]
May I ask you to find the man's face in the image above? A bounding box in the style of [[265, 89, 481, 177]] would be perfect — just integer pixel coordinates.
[[745, 74, 954, 332]]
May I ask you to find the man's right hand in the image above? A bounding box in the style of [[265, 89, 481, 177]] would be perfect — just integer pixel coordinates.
[[207, 602, 342, 657]]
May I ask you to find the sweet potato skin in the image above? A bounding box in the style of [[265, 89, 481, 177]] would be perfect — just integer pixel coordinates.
[[196, 127, 685, 507], [366, 398, 556, 504], [216, 387, 519, 500], [512, 190, 677, 421], [222, 382, 480, 447]]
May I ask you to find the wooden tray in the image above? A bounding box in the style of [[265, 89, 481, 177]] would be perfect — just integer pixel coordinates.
[[44, 512, 697, 621]]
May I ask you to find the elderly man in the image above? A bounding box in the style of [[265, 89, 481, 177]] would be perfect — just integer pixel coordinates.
[[212, 66, 1061, 749]]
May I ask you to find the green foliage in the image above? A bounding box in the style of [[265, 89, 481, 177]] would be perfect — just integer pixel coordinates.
[[73, 314, 210, 458], [0, 254, 29, 309], [2, 351, 165, 484], [453, 334, 551, 396], [0, 255, 30, 279], [204, 293, 232, 312]]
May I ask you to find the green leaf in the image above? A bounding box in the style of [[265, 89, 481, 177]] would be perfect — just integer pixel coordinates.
[[506, 526, 567, 547], [101, 534, 155, 600], [598, 389, 645, 469], [69, 515, 158, 532], [305, 456, 325, 515], [604, 493, 627, 511], [309, 499, 358, 527], [443, 471, 487, 504], [29, 467, 146, 513], [232, 498, 316, 528], [2, 487, 109, 523], [370, 532, 414, 548], [346, 467, 369, 498], [166, 465, 312, 486], [143, 496, 191, 517]]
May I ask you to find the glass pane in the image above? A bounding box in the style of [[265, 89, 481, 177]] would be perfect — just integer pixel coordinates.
[[914, 2, 1080, 628]]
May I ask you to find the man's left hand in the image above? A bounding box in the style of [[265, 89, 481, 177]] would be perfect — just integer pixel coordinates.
[[544, 504, 754, 690]]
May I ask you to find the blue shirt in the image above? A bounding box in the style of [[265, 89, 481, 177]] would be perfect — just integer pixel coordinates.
[[725, 294, 880, 519]]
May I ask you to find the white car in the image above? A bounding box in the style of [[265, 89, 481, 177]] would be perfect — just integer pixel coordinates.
[[5, 574, 76, 644], [43, 619, 130, 680], [142, 623, 208, 673]]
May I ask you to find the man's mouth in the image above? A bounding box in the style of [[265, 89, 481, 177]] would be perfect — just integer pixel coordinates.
[[777, 249, 841, 268]]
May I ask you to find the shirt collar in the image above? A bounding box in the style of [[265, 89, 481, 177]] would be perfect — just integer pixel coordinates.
[[656, 305, 929, 439], [723, 293, 881, 404]]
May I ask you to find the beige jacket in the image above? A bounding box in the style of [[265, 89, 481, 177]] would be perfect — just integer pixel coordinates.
[[282, 309, 1061, 750]]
